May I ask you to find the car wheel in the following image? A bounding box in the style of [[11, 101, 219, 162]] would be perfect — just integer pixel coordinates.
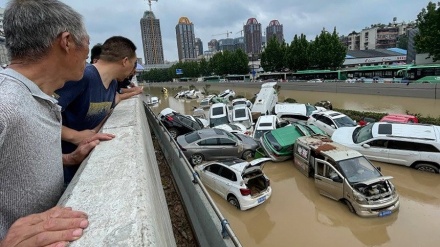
[[191, 153, 204, 166], [345, 200, 356, 214], [228, 196, 240, 210], [414, 163, 439, 173], [168, 128, 178, 139], [242, 150, 254, 160]]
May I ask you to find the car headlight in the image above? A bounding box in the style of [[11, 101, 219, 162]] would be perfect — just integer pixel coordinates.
[[353, 192, 366, 204]]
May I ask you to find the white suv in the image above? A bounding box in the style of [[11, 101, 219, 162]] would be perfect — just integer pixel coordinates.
[[331, 122, 440, 173], [308, 110, 357, 136]]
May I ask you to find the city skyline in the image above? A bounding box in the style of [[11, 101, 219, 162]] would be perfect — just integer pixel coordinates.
[[0, 0, 431, 63]]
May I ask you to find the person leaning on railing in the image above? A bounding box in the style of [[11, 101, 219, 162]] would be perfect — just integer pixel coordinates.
[[0, 0, 102, 246]]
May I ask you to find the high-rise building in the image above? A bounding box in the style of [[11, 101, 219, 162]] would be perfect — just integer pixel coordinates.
[[140, 10, 164, 65], [244, 18, 262, 55], [234, 37, 245, 51], [208, 39, 219, 52], [195, 38, 203, 57], [218, 38, 235, 52], [176, 17, 196, 61], [266, 20, 283, 44]]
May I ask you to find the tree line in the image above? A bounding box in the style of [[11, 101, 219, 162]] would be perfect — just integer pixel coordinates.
[[415, 1, 440, 62]]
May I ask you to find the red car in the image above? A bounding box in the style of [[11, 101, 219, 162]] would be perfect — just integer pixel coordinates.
[[380, 114, 419, 124]]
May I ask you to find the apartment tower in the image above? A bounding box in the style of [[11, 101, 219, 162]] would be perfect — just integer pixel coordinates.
[[176, 17, 196, 61], [266, 20, 283, 44], [244, 18, 262, 55]]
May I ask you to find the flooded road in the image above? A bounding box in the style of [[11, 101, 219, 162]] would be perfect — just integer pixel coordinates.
[[147, 86, 440, 247]]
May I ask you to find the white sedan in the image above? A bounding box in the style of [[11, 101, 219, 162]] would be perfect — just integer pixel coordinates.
[[194, 158, 272, 210], [307, 110, 357, 136]]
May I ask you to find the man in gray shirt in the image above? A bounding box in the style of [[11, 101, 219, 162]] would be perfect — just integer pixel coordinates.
[[0, 0, 114, 246]]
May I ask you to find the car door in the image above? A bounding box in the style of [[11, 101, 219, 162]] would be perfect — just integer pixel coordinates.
[[314, 159, 344, 201], [386, 140, 420, 166], [216, 167, 237, 198], [218, 137, 239, 158], [321, 116, 337, 136], [197, 138, 221, 160], [200, 163, 222, 193], [359, 139, 389, 162]]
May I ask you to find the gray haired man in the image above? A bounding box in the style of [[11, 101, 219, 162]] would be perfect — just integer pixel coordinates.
[[0, 0, 112, 246]]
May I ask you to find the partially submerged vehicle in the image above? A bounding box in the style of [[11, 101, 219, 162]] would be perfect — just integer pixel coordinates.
[[292, 135, 400, 217], [232, 98, 253, 109], [199, 94, 216, 108], [209, 103, 231, 128], [232, 104, 253, 133], [251, 82, 278, 120], [194, 157, 272, 210], [218, 89, 236, 100], [260, 123, 326, 162], [214, 123, 249, 135], [274, 103, 326, 122], [252, 115, 289, 140]]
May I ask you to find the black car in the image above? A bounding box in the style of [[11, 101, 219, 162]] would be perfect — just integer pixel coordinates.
[[161, 112, 204, 138]]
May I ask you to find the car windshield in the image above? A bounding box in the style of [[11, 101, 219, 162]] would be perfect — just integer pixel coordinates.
[[353, 124, 374, 143], [200, 100, 210, 106], [212, 107, 224, 115], [333, 116, 356, 127], [265, 132, 282, 151], [210, 116, 229, 127], [337, 157, 381, 183], [234, 109, 247, 118], [254, 130, 269, 139], [305, 105, 318, 116], [184, 132, 201, 143]]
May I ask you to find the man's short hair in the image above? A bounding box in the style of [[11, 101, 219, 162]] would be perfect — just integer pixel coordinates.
[[4, 0, 88, 62], [99, 36, 137, 62], [90, 43, 102, 64]]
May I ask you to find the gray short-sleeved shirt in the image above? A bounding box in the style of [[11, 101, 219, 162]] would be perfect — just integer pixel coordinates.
[[0, 69, 64, 239]]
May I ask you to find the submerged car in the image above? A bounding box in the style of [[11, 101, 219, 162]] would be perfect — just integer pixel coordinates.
[[214, 123, 249, 135], [260, 123, 326, 162], [176, 128, 259, 165], [308, 110, 357, 136], [275, 103, 326, 122], [209, 103, 231, 127], [232, 104, 253, 133], [159, 109, 204, 139], [252, 115, 288, 140], [194, 158, 272, 210], [379, 114, 419, 124], [331, 122, 440, 173]]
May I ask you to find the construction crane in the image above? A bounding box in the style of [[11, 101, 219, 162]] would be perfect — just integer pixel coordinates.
[[146, 0, 158, 12], [212, 31, 232, 38], [236, 30, 243, 37]]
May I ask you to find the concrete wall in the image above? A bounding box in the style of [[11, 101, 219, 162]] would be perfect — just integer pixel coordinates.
[[58, 96, 176, 247]]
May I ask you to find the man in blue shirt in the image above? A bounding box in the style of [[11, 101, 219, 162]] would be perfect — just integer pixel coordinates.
[[55, 36, 143, 184]]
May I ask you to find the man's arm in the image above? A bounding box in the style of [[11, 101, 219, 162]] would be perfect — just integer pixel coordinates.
[[61, 126, 114, 146], [115, 86, 143, 104], [0, 207, 88, 247]]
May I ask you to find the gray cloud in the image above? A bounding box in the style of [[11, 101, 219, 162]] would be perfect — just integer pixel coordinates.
[[0, 0, 430, 62]]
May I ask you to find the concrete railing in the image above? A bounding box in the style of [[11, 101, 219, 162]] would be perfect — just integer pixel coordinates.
[[143, 97, 240, 247], [58, 95, 176, 246]]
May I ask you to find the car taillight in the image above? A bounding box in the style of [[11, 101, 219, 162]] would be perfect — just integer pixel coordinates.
[[166, 116, 174, 121], [240, 188, 251, 196]]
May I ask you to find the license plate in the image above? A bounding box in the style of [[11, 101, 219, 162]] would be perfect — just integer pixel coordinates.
[[379, 210, 392, 217], [257, 196, 266, 203]]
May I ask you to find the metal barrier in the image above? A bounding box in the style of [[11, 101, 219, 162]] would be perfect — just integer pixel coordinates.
[[142, 95, 242, 247]]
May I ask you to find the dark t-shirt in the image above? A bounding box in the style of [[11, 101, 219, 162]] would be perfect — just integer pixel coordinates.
[[55, 65, 117, 184]]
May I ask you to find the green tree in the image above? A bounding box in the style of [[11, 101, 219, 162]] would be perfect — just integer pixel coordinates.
[[198, 58, 210, 76], [328, 27, 347, 70], [261, 36, 284, 72], [397, 34, 409, 50], [230, 49, 249, 74], [286, 34, 310, 71], [415, 2, 440, 61]]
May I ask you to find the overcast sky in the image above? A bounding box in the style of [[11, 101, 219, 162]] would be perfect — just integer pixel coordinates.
[[0, 0, 432, 62]]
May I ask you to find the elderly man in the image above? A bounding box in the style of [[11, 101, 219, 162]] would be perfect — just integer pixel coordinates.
[[0, 0, 112, 246]]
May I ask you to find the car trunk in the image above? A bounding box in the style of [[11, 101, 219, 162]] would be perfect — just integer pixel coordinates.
[[241, 158, 271, 196]]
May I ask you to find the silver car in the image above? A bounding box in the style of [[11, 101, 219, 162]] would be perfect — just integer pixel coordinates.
[[176, 128, 259, 165]]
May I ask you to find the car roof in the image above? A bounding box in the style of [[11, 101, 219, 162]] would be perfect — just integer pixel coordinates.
[[267, 125, 304, 145], [274, 103, 306, 115], [298, 136, 363, 161], [258, 115, 276, 123], [372, 122, 439, 141], [314, 110, 345, 119]]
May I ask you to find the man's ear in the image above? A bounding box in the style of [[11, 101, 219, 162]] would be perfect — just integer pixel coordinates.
[[122, 57, 129, 67], [59, 32, 72, 53]]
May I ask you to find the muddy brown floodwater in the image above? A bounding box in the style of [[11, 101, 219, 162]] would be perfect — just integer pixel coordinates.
[[147, 85, 440, 247]]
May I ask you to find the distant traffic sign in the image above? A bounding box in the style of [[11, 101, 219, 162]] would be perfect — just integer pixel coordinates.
[[176, 68, 183, 75]]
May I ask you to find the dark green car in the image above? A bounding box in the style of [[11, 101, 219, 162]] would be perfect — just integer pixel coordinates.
[[260, 123, 326, 162]]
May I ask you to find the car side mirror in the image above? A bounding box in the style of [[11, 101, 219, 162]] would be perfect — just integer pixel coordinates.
[[331, 125, 336, 129], [353, 120, 357, 124], [362, 144, 371, 148]]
